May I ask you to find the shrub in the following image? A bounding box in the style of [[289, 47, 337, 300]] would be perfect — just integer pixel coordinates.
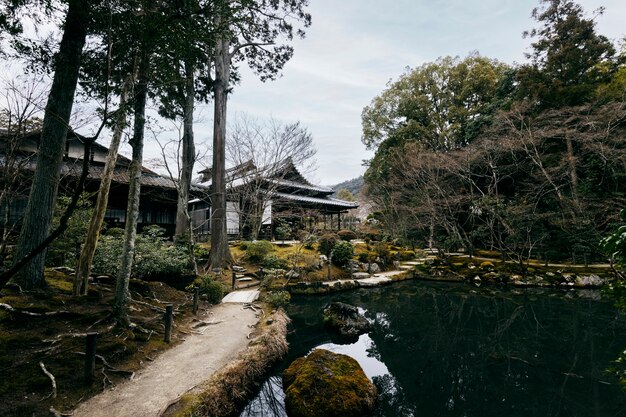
[[265, 291, 291, 309], [246, 240, 274, 262], [400, 250, 416, 261], [194, 244, 211, 259], [318, 233, 338, 257], [92, 234, 124, 276], [92, 226, 191, 280], [358, 252, 369, 263], [262, 254, 289, 270], [190, 275, 225, 304], [337, 229, 357, 241], [374, 242, 392, 266], [274, 219, 292, 241], [332, 241, 354, 267], [47, 195, 93, 267]]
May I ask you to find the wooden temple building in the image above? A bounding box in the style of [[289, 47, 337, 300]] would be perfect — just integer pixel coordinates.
[[1, 129, 358, 241], [190, 158, 358, 239], [0, 130, 181, 236]]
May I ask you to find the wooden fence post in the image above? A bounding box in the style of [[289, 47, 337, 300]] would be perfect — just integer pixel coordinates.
[[85, 332, 97, 385], [164, 304, 173, 343], [232, 271, 236, 290], [192, 287, 199, 314]]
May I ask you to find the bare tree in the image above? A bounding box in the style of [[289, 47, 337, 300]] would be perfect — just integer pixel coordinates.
[[226, 115, 316, 240], [0, 77, 46, 258]]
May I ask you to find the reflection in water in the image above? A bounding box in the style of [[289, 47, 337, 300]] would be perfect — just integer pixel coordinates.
[[240, 376, 287, 417], [241, 282, 626, 417]]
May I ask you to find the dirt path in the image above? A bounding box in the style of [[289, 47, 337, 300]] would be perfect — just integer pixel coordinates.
[[73, 303, 258, 417]]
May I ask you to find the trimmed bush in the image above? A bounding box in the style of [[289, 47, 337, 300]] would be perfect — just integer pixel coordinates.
[[332, 241, 354, 267], [190, 275, 225, 304], [337, 229, 357, 241], [246, 240, 274, 262], [318, 234, 338, 257]]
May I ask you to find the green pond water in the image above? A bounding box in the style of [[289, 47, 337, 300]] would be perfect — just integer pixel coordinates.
[[240, 281, 626, 417]]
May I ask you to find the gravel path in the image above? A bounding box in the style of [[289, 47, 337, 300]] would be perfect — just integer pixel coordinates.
[[73, 303, 258, 417]]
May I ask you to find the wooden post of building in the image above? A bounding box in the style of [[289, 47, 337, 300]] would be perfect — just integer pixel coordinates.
[[337, 212, 341, 230], [192, 286, 199, 314], [164, 304, 173, 343], [84, 332, 97, 385]]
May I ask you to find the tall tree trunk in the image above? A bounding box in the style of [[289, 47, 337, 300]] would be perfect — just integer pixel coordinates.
[[74, 78, 132, 296], [113, 53, 149, 323], [209, 25, 233, 270], [13, 0, 88, 289], [175, 59, 198, 274]]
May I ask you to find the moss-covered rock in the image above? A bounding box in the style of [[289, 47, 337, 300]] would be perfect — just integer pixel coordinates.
[[323, 302, 370, 339], [283, 349, 377, 417]]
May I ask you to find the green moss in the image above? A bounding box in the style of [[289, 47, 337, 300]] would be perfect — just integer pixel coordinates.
[[283, 349, 377, 417]]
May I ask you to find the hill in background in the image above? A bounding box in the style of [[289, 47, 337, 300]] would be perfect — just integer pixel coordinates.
[[330, 176, 364, 198]]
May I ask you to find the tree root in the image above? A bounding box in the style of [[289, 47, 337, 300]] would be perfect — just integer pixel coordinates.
[[39, 362, 57, 399], [129, 298, 166, 313], [191, 319, 224, 329], [0, 303, 70, 317], [74, 352, 135, 379]]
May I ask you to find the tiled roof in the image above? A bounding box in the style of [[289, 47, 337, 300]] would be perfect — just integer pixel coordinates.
[[272, 191, 358, 209], [269, 178, 333, 194], [62, 161, 178, 189]]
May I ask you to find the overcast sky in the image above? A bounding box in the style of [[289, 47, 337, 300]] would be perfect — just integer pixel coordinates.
[[212, 0, 625, 185]]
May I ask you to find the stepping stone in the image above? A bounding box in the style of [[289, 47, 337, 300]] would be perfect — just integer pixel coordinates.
[[237, 277, 253, 282], [222, 290, 260, 304], [352, 272, 371, 279], [358, 277, 392, 287], [235, 274, 246, 279], [232, 266, 246, 273]]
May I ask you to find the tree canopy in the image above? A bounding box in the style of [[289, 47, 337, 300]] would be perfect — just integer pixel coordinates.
[[361, 0, 626, 261]]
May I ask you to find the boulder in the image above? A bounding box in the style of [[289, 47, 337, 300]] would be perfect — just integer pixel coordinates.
[[283, 349, 377, 417], [323, 302, 371, 338], [367, 263, 380, 274]]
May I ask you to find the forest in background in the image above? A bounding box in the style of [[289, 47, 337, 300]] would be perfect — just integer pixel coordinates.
[[362, 0, 626, 263]]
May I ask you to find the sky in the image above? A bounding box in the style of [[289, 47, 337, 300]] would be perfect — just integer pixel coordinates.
[[216, 0, 626, 185], [4, 0, 626, 186]]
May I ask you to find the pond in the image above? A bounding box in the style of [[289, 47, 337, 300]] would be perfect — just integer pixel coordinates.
[[240, 281, 626, 417]]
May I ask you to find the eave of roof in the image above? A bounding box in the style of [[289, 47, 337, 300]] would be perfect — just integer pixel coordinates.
[[272, 191, 358, 209]]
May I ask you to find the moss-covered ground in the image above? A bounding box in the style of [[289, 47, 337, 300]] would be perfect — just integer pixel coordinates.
[[0, 269, 204, 416]]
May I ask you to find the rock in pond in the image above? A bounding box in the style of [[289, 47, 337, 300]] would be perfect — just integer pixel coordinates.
[[323, 302, 371, 339], [283, 349, 377, 417]]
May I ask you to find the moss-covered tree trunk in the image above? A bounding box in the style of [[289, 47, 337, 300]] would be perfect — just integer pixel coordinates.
[[113, 53, 149, 323], [209, 19, 233, 270], [74, 78, 132, 296], [175, 59, 198, 274], [14, 0, 88, 289]]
